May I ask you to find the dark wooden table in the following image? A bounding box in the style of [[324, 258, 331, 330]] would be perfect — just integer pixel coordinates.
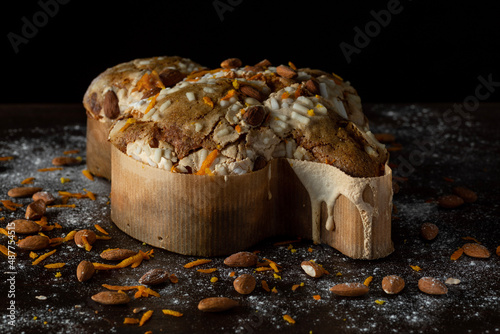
[[1, 103, 499, 334]]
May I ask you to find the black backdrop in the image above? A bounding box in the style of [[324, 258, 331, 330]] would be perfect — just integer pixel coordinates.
[[2, 0, 500, 104]]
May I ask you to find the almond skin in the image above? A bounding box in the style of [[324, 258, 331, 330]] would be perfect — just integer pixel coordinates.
[[224, 251, 258, 267], [74, 229, 97, 248], [100, 248, 137, 261], [8, 187, 43, 198], [77, 260, 95, 282], [139, 268, 170, 285], [418, 277, 448, 295], [25, 199, 46, 220], [300, 261, 324, 278], [18, 235, 50, 250], [330, 283, 369, 297], [233, 274, 256, 295], [462, 243, 490, 258], [91, 291, 130, 305], [198, 297, 238, 312], [381, 275, 405, 294], [10, 219, 42, 234], [420, 222, 439, 240]]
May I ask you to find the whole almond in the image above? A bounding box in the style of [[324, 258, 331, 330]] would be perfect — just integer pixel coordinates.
[[420, 222, 439, 240], [198, 297, 238, 312], [139, 268, 170, 285], [221, 58, 242, 69], [276, 65, 298, 79], [418, 277, 448, 295], [304, 79, 320, 95], [242, 106, 267, 127], [25, 200, 46, 220], [438, 195, 464, 209], [330, 283, 369, 297], [91, 291, 130, 305], [100, 248, 137, 261], [8, 187, 43, 198], [32, 191, 55, 205], [240, 85, 263, 102], [374, 133, 396, 143], [224, 251, 258, 267], [300, 261, 324, 278], [74, 229, 97, 248], [10, 219, 42, 234], [102, 90, 120, 119], [233, 274, 256, 295], [452, 186, 477, 203], [51, 156, 81, 166], [159, 69, 184, 88], [462, 243, 490, 258], [18, 235, 50, 250], [77, 260, 95, 282], [381, 275, 405, 294]]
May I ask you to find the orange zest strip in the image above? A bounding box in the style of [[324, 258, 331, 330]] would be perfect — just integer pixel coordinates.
[[229, 271, 236, 277], [58, 191, 87, 199], [86, 191, 96, 201], [94, 224, 109, 235], [169, 274, 178, 284], [44, 263, 66, 269], [134, 286, 147, 299], [410, 265, 422, 272], [195, 150, 218, 175], [1, 200, 23, 211], [184, 259, 212, 268], [313, 295, 321, 300], [62, 230, 77, 242], [261, 280, 270, 292], [197, 268, 218, 274], [462, 236, 481, 244], [0, 245, 15, 257], [29, 251, 38, 259], [63, 149, 80, 155], [123, 318, 140, 325], [451, 247, 464, 261], [81, 235, 92, 252], [203, 96, 214, 108], [93, 263, 119, 270], [21, 177, 35, 184], [162, 309, 183, 317], [49, 237, 64, 246], [363, 276, 374, 287], [130, 258, 143, 269], [139, 310, 153, 327], [255, 267, 274, 272], [102, 284, 139, 291], [32, 249, 56, 265], [96, 235, 111, 240], [291, 284, 300, 291], [0, 156, 14, 161], [82, 169, 94, 181], [221, 89, 236, 101], [37, 167, 63, 172], [0, 228, 12, 238], [283, 314, 295, 324], [144, 93, 160, 114], [120, 118, 137, 133], [48, 204, 76, 208]]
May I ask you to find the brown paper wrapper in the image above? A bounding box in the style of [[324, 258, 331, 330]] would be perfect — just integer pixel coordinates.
[[86, 118, 112, 180], [111, 146, 394, 259]]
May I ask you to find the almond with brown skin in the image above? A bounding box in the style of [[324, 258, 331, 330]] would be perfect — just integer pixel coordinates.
[[221, 58, 242, 69], [330, 283, 369, 297], [139, 268, 170, 285], [103, 90, 120, 119], [198, 297, 238, 312], [32, 191, 55, 205], [255, 59, 271, 68], [233, 274, 256, 295], [25, 200, 46, 220], [253, 155, 267, 171], [159, 69, 184, 88], [276, 65, 298, 79], [381, 275, 405, 294], [418, 277, 448, 295], [18, 235, 50, 250], [374, 133, 396, 143], [304, 79, 320, 95], [420, 222, 439, 240], [438, 195, 464, 209], [51, 156, 81, 166], [10, 219, 42, 234], [100, 248, 137, 261], [462, 243, 490, 258], [242, 106, 267, 127], [224, 251, 258, 267], [452, 186, 477, 203], [91, 291, 130, 305], [8, 187, 43, 198], [77, 260, 95, 282], [240, 85, 262, 102], [300, 261, 324, 278], [74, 229, 97, 248]]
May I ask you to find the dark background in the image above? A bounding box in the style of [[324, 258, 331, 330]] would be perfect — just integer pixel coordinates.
[[2, 0, 500, 104]]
